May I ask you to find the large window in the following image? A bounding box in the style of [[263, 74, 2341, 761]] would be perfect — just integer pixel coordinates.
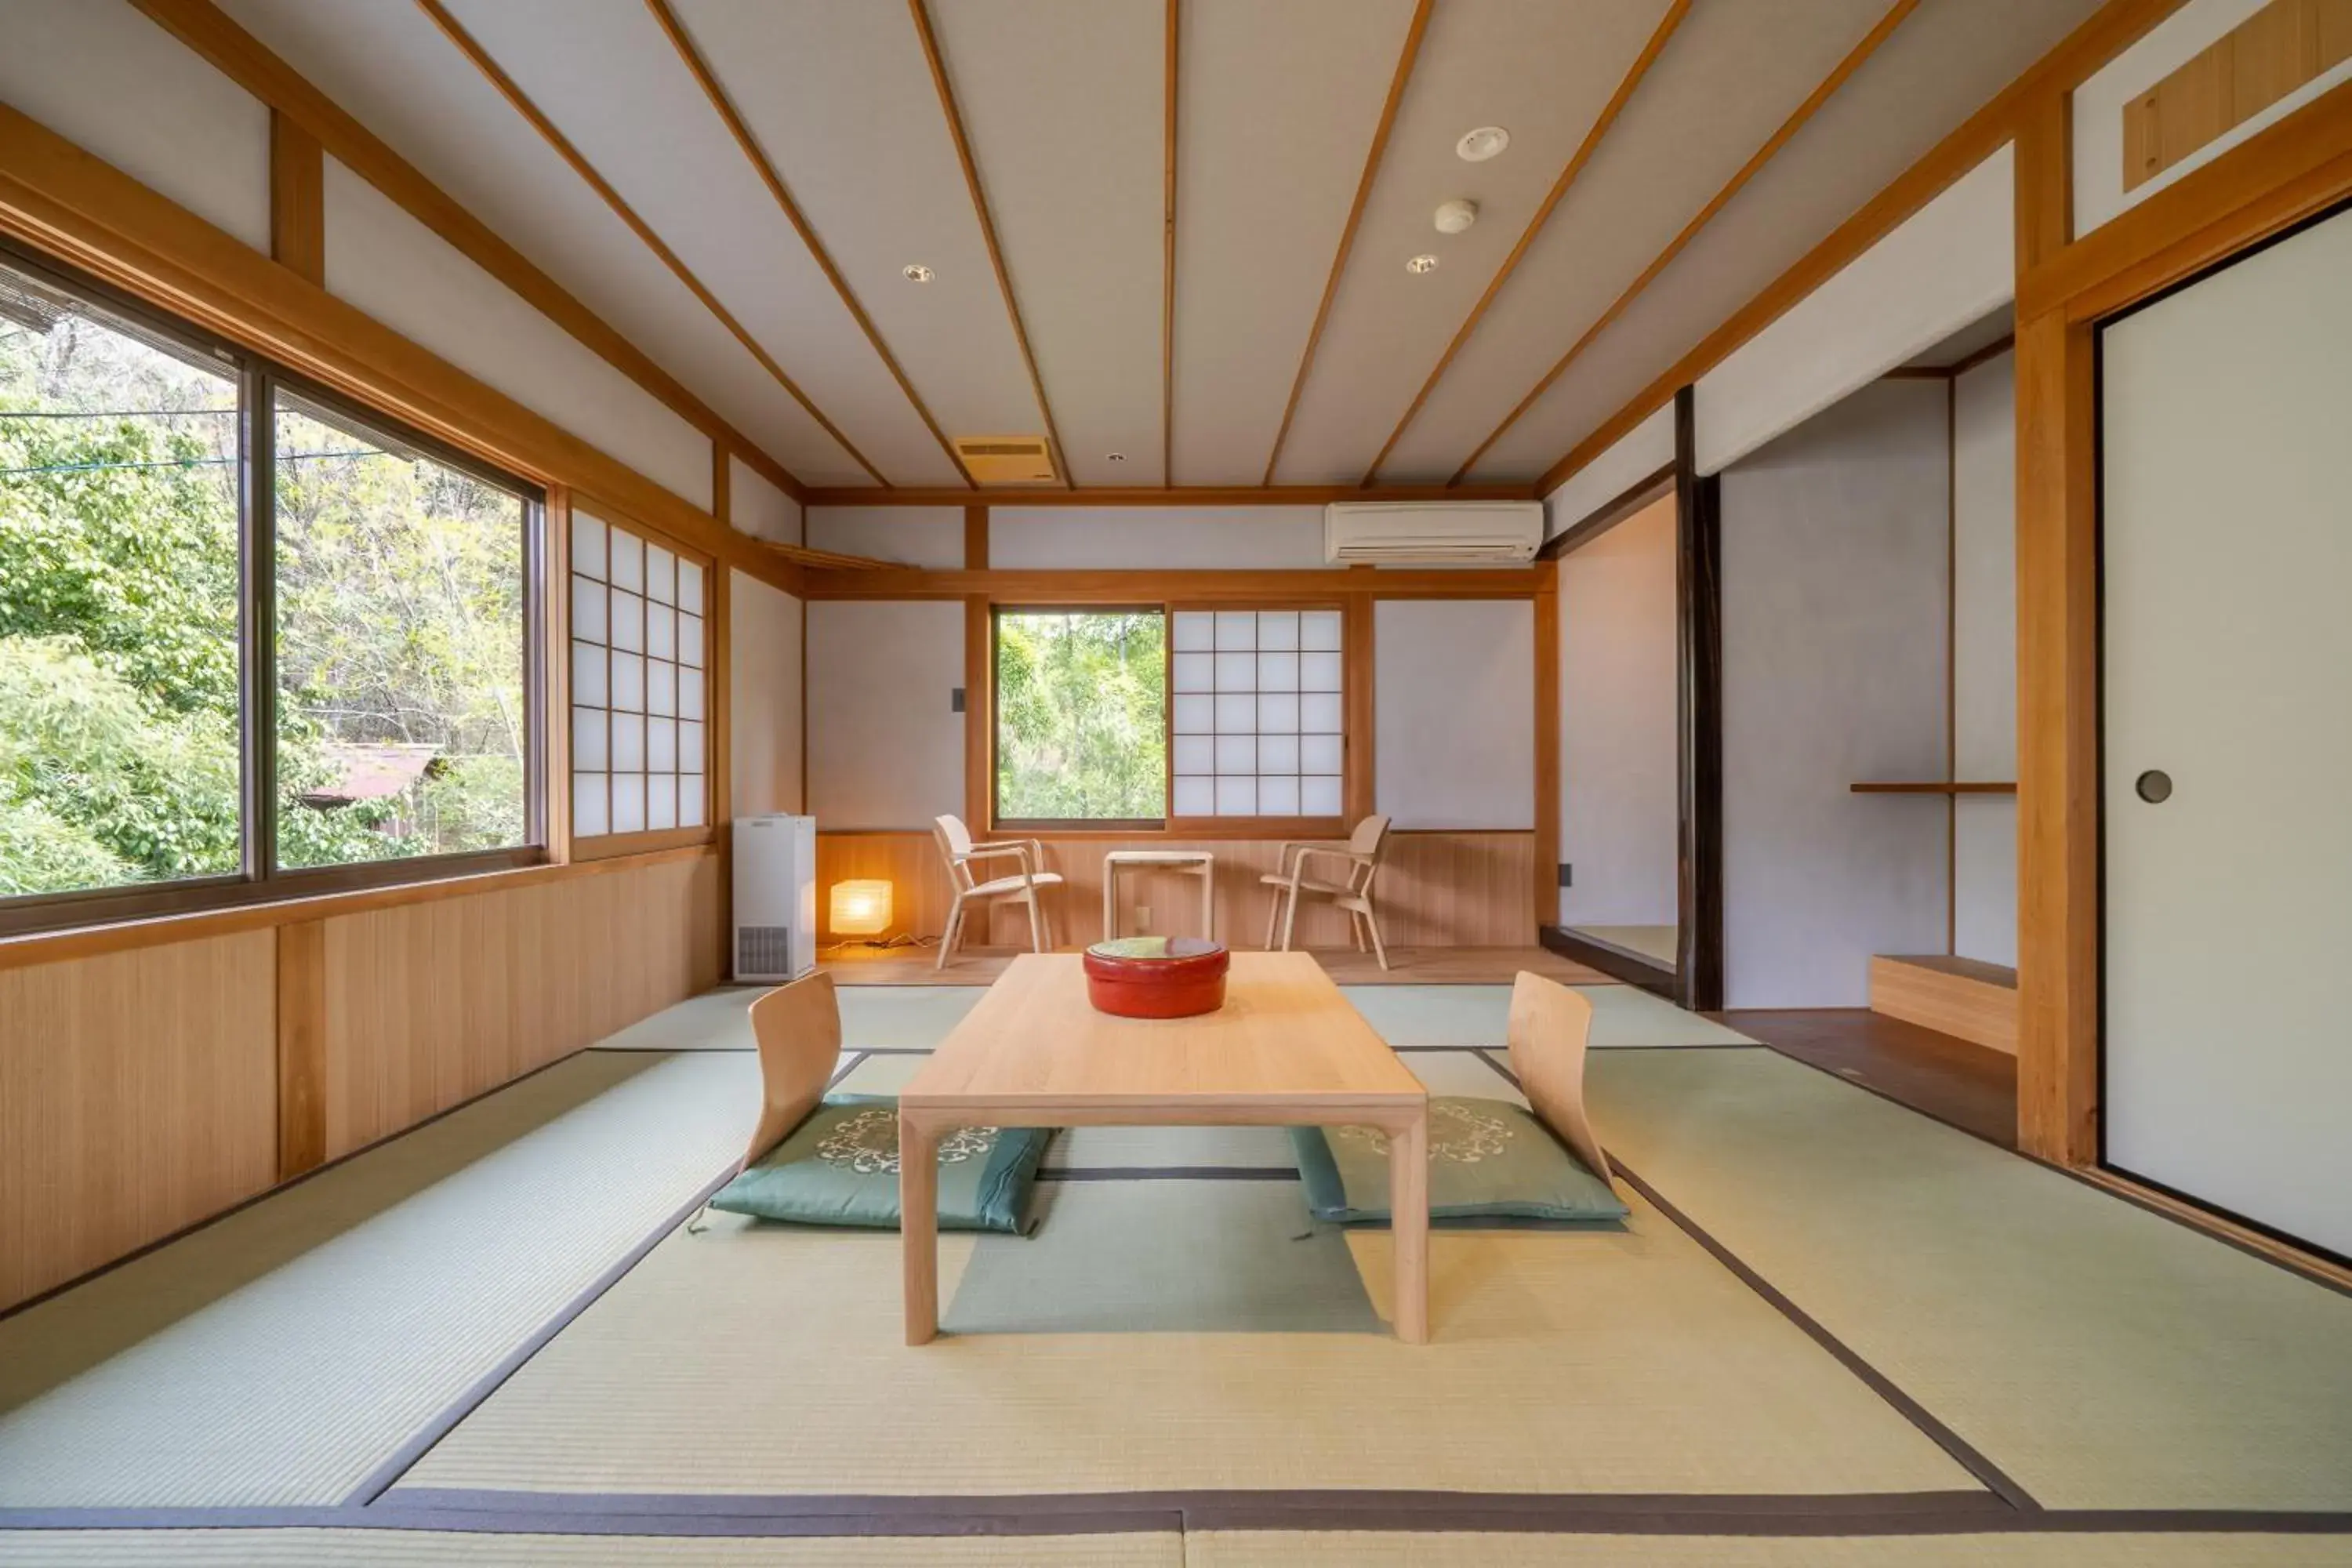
[[989, 605, 1347, 827], [568, 509, 707, 840], [0, 245, 543, 931]]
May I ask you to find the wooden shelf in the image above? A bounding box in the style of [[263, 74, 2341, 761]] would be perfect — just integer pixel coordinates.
[[1849, 782, 2017, 795]]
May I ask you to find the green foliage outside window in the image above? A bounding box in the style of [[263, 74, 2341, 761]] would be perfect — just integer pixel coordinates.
[[994, 610, 1166, 822], [0, 281, 528, 905]]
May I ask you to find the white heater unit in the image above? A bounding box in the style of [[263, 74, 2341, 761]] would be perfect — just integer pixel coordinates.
[[1324, 500, 1544, 564], [732, 813, 816, 983]]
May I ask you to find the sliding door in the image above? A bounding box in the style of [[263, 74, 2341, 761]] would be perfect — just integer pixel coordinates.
[[2100, 203, 2352, 1259]]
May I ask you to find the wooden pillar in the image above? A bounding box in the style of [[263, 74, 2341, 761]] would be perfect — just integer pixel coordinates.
[[1532, 576, 1560, 939], [1673, 387, 1724, 1013]]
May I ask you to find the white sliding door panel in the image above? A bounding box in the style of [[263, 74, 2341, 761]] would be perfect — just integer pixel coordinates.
[[2100, 205, 2352, 1259]]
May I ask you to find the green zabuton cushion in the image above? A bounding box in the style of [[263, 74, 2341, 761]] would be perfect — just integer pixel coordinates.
[[710, 1094, 1050, 1233], [1290, 1096, 1628, 1225]]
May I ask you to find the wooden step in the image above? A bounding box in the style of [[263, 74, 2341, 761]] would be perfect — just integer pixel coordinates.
[[1869, 954, 2017, 1054]]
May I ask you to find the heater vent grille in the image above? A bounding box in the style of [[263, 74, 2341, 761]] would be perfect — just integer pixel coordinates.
[[736, 925, 795, 982]]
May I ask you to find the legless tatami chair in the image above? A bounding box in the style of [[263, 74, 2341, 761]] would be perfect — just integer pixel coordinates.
[[1261, 814, 1394, 969], [931, 815, 1064, 971], [742, 971, 842, 1167], [1505, 971, 1617, 1192]]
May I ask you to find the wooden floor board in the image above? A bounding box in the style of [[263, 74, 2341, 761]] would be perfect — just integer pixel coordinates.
[[1715, 1007, 2019, 1149]]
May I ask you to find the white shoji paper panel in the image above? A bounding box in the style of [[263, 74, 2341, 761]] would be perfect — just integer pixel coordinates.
[[1170, 608, 1342, 818], [570, 510, 708, 840]]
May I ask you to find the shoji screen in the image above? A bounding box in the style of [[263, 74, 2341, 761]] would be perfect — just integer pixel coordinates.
[[1170, 609, 1344, 819], [569, 510, 708, 839]]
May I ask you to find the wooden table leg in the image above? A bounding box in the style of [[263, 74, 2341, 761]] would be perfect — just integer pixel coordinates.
[[901, 1111, 940, 1345], [1388, 1108, 1429, 1344]]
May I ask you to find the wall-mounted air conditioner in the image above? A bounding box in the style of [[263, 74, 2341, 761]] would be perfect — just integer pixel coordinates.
[[732, 813, 816, 983], [1323, 501, 1545, 564]]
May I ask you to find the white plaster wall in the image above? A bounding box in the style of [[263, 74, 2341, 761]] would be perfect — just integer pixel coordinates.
[[1557, 495, 1679, 929], [729, 456, 802, 546], [0, 0, 271, 252], [729, 570, 803, 819], [805, 507, 966, 568], [1720, 380, 1951, 1008], [1951, 350, 2017, 968], [990, 506, 1327, 570], [2074, 0, 2352, 237], [805, 600, 964, 831], [1373, 600, 1536, 831], [1696, 147, 2013, 477], [1542, 405, 1675, 539], [321, 158, 714, 510]]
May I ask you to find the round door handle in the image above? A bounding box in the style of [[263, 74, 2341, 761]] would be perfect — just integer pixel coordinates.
[[2136, 770, 2173, 804]]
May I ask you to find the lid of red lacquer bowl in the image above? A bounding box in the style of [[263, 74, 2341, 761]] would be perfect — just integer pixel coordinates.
[[1082, 936, 1229, 980]]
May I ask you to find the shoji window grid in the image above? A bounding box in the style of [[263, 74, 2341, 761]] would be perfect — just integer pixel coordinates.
[[569, 510, 709, 840], [1169, 607, 1346, 822]]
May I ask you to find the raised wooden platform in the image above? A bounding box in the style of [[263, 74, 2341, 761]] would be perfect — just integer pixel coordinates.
[[1868, 954, 2017, 1055], [819, 944, 1613, 988]]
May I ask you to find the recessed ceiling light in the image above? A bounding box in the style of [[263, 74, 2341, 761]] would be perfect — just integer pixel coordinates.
[[1106, 452, 1127, 463], [1406, 254, 1439, 275], [1456, 125, 1509, 162], [1435, 198, 1478, 234], [902, 263, 935, 283]]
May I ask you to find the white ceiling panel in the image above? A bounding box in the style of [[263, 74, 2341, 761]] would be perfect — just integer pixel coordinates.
[[927, 0, 1169, 488], [1167, 0, 1417, 486], [1468, 0, 2104, 484], [439, 0, 963, 487], [1377, 0, 1893, 483], [213, 0, 872, 488], [1269, 0, 1676, 486], [673, 0, 1046, 455]]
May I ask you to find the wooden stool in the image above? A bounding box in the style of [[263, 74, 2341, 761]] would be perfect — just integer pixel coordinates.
[[1101, 850, 1216, 941]]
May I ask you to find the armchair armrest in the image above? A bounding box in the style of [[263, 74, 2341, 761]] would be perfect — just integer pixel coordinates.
[[1287, 844, 1363, 887], [965, 839, 1044, 884], [1273, 839, 1338, 877]]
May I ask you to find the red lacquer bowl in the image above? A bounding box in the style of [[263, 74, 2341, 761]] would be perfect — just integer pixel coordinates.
[[1083, 937, 1229, 1018]]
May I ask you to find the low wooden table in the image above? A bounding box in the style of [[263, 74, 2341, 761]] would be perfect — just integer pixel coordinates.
[[1100, 848, 1216, 940], [898, 951, 1431, 1343]]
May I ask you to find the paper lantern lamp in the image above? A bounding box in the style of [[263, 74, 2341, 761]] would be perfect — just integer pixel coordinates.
[[829, 880, 893, 936]]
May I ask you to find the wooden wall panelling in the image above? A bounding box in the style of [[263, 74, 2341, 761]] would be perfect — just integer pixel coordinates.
[[964, 505, 989, 570], [964, 596, 991, 829], [319, 854, 719, 1157], [1344, 594, 1377, 824], [2123, 0, 2352, 190], [267, 109, 322, 285], [812, 831, 1534, 951], [275, 919, 327, 1179], [1, 933, 278, 1311]]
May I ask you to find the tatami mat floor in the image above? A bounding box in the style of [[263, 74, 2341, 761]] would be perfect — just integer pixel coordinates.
[[3, 982, 2347, 1563]]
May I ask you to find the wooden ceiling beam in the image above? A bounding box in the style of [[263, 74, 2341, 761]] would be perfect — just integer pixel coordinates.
[[907, 0, 1073, 488], [128, 0, 810, 504], [1530, 0, 2187, 499], [1358, 0, 1693, 487], [800, 482, 1537, 507], [1162, 0, 1180, 485], [1450, 0, 1919, 486], [647, 0, 975, 491], [1261, 0, 1432, 487], [412, 0, 891, 488]]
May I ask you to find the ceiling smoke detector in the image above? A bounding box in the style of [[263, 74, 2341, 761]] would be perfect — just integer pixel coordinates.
[[1456, 125, 1509, 162], [1435, 198, 1478, 234], [1406, 253, 1439, 275], [902, 263, 935, 283]]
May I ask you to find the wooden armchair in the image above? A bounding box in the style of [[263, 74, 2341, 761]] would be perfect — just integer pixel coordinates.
[[931, 814, 1065, 971], [1259, 813, 1393, 969], [1505, 971, 1616, 1189]]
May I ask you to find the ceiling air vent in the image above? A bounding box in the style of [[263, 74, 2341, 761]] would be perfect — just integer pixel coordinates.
[[953, 435, 1058, 486]]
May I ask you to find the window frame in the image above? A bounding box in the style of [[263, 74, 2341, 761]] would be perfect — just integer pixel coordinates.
[[985, 600, 1354, 837], [564, 503, 717, 858], [0, 239, 548, 938]]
